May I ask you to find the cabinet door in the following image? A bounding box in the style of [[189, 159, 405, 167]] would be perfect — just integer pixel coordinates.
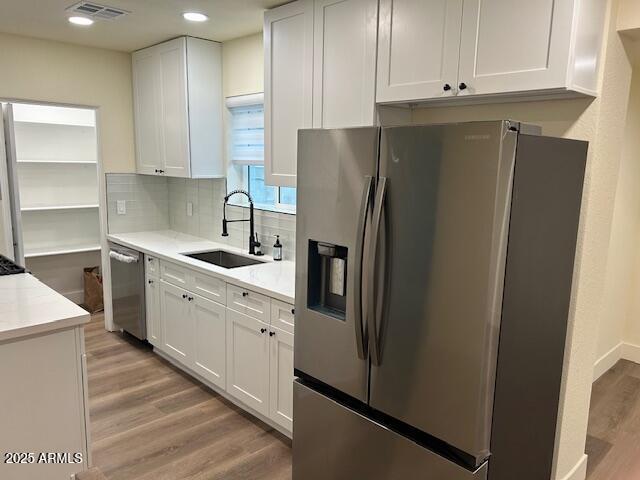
[[458, 0, 572, 96], [157, 38, 191, 178], [132, 48, 163, 175], [226, 308, 270, 416], [376, 0, 463, 103], [192, 295, 226, 389], [264, 0, 314, 187], [145, 275, 161, 347], [269, 326, 294, 432], [160, 280, 191, 363], [313, 0, 378, 128]]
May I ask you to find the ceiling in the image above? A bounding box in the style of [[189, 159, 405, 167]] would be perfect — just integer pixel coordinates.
[[0, 0, 287, 52]]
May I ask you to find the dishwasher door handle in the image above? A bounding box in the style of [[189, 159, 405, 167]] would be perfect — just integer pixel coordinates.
[[109, 250, 139, 264]]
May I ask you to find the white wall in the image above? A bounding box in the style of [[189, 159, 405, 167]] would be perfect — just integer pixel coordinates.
[[413, 1, 634, 478]]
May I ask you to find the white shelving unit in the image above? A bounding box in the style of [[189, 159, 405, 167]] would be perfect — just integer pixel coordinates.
[[11, 103, 101, 303]]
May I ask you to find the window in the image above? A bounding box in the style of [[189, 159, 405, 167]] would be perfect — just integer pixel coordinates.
[[226, 94, 296, 214]]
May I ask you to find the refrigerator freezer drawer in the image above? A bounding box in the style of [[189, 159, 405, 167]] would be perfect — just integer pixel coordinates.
[[293, 381, 488, 480]]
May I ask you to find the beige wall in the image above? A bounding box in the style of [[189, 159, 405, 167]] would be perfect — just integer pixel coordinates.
[[0, 32, 135, 173], [413, 2, 634, 478], [619, 52, 640, 353], [618, 0, 640, 33], [222, 33, 263, 98], [597, 50, 640, 362]]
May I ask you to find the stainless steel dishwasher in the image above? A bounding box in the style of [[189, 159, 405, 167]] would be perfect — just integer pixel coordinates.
[[109, 242, 146, 340]]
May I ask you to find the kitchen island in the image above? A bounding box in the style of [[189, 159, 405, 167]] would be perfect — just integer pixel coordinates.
[[0, 273, 91, 480]]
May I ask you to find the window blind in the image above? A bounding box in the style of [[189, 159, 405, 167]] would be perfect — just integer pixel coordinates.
[[226, 93, 264, 165]]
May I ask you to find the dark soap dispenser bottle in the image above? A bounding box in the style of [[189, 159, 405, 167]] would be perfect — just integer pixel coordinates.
[[273, 235, 283, 261]]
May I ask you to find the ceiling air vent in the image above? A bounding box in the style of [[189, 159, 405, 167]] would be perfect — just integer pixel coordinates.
[[66, 2, 129, 21]]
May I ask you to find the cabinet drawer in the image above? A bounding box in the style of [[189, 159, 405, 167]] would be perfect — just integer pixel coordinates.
[[145, 255, 158, 276], [226, 284, 270, 324], [191, 271, 226, 305], [270, 299, 295, 334], [160, 260, 188, 287]]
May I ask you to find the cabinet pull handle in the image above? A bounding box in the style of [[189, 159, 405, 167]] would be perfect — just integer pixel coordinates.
[[188, 296, 194, 302], [148, 258, 153, 262], [459, 82, 467, 91], [443, 83, 452, 92], [260, 328, 267, 334], [182, 293, 188, 299], [291, 308, 295, 315], [242, 291, 248, 297], [148, 279, 154, 284], [269, 331, 275, 337]]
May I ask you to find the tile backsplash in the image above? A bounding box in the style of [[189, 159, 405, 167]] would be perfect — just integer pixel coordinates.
[[106, 174, 169, 233], [106, 174, 296, 260]]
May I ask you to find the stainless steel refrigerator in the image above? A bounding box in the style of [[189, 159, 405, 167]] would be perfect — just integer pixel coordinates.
[[294, 121, 587, 480]]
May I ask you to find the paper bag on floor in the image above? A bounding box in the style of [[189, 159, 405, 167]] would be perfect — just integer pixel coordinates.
[[83, 266, 104, 313]]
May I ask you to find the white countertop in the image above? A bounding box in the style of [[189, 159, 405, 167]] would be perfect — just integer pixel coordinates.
[[107, 230, 296, 304], [0, 273, 90, 343]]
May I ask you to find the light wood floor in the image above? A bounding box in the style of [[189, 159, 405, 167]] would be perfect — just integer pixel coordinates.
[[77, 315, 640, 480], [77, 314, 292, 480], [586, 359, 640, 479]]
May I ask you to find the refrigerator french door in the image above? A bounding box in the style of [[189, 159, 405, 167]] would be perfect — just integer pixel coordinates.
[[294, 121, 587, 480]]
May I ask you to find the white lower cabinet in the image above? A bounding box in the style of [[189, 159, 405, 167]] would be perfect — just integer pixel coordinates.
[[269, 326, 294, 431], [145, 275, 161, 347], [160, 280, 192, 363], [226, 308, 271, 416], [152, 260, 295, 434], [193, 295, 226, 389]]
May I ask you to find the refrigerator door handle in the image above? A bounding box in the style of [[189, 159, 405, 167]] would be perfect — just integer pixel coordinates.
[[354, 175, 374, 359], [367, 176, 387, 366]]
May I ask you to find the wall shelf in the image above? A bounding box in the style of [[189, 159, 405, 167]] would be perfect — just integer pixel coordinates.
[[17, 159, 97, 165], [25, 244, 102, 258], [21, 204, 99, 212], [11, 102, 101, 303]]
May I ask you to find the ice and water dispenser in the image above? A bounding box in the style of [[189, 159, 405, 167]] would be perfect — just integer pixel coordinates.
[[307, 241, 348, 320]]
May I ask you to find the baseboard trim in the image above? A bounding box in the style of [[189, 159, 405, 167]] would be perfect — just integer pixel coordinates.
[[593, 342, 623, 381], [593, 342, 640, 382], [557, 454, 588, 480], [63, 289, 84, 305], [622, 342, 640, 364]]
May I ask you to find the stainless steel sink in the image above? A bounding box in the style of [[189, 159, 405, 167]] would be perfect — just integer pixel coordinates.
[[183, 250, 266, 269]]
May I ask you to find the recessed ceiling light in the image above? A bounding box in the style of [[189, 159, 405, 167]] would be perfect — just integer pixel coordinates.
[[68, 16, 94, 26], [183, 12, 208, 22]]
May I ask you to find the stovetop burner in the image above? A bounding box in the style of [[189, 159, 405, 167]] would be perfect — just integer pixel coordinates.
[[0, 255, 26, 276]]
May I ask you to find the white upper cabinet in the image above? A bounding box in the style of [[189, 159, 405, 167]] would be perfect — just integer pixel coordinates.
[[313, 0, 379, 128], [264, 0, 314, 188], [132, 49, 163, 174], [132, 37, 223, 178], [376, 0, 463, 103], [156, 40, 190, 177], [264, 0, 378, 187], [377, 0, 606, 103]]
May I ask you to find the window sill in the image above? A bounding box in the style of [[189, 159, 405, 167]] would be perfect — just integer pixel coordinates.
[[228, 201, 296, 216]]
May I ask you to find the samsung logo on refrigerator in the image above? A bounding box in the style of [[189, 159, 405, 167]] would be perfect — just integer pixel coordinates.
[[465, 134, 491, 141]]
